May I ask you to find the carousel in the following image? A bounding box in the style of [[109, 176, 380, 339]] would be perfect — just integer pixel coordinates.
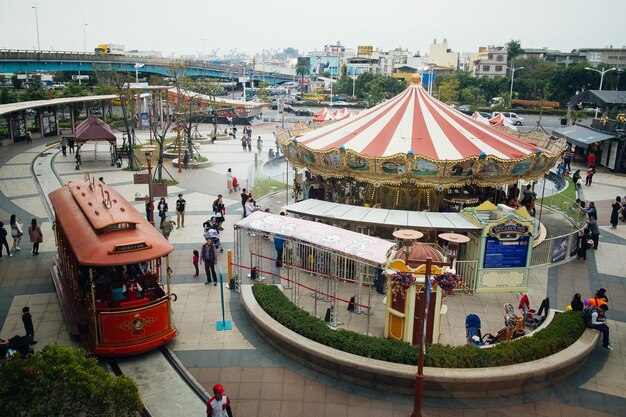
[[276, 83, 565, 211]]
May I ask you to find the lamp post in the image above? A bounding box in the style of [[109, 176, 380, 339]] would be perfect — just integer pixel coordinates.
[[585, 66, 617, 118], [82, 23, 88, 53], [143, 146, 157, 226], [134, 63, 144, 84], [506, 65, 525, 105], [32, 1, 40, 51], [351, 67, 356, 99]]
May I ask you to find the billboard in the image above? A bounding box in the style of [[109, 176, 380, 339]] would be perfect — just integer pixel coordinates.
[[309, 56, 340, 76], [357, 45, 373, 55]]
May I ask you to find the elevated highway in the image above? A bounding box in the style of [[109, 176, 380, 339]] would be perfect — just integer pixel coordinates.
[[0, 49, 294, 84]]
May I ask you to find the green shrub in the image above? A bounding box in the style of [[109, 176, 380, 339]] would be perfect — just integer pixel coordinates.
[[252, 283, 586, 368]]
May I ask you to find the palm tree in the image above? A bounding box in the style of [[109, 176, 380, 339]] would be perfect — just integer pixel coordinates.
[[295, 59, 311, 92], [506, 39, 524, 65]]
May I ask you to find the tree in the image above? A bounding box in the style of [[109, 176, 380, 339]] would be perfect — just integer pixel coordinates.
[[61, 82, 89, 98], [506, 39, 523, 64], [0, 344, 142, 417], [460, 86, 486, 111], [295, 58, 310, 92], [96, 65, 137, 169], [437, 74, 460, 104]]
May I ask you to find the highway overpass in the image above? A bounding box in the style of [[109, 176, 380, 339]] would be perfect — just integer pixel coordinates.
[[0, 49, 294, 85]]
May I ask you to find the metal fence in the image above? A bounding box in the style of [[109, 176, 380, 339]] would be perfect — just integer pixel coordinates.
[[537, 191, 587, 229], [249, 172, 289, 200], [455, 260, 479, 292]]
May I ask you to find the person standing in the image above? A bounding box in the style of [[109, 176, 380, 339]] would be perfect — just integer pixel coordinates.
[[587, 151, 596, 167], [10, 214, 23, 251], [585, 165, 595, 186], [241, 136, 247, 152], [610, 196, 621, 229], [157, 197, 169, 227], [206, 383, 233, 417], [200, 237, 218, 286], [587, 216, 600, 250], [0, 222, 12, 259], [26, 132, 33, 144], [213, 195, 226, 231], [232, 126, 237, 139], [22, 306, 36, 345], [191, 249, 200, 278], [226, 168, 233, 193], [563, 150, 572, 171], [240, 188, 249, 215], [28, 219, 42, 256], [68, 137, 75, 154], [256, 136, 263, 154], [61, 137, 67, 157], [274, 234, 284, 267], [175, 194, 186, 229], [183, 150, 190, 170], [584, 201, 597, 220], [246, 135, 252, 152]]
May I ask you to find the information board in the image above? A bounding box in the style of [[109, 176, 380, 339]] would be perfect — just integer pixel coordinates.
[[483, 236, 529, 269]]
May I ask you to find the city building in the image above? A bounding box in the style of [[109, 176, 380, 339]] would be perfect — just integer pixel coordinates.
[[471, 46, 508, 78], [425, 39, 459, 70], [577, 47, 626, 68]]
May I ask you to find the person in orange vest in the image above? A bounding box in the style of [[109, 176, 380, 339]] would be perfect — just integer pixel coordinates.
[[122, 277, 143, 300], [585, 288, 608, 308]]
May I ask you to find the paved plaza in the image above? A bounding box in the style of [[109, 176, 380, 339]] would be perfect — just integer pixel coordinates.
[[0, 125, 625, 416]]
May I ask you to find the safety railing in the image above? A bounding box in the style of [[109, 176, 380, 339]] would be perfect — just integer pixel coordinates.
[[249, 172, 289, 200], [530, 229, 580, 267], [455, 260, 479, 293], [536, 189, 587, 229]]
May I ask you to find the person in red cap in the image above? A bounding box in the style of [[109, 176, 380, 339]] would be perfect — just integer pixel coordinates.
[[207, 383, 233, 417]]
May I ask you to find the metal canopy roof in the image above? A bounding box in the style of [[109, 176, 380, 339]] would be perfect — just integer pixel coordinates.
[[286, 199, 481, 231], [552, 124, 616, 149], [0, 95, 117, 117], [568, 90, 626, 108]]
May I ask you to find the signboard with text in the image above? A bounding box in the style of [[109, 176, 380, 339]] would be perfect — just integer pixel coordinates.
[[483, 236, 530, 269]]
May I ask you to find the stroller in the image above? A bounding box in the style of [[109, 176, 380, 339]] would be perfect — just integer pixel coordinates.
[[205, 228, 224, 253], [232, 177, 239, 192], [3, 335, 34, 359], [465, 314, 485, 346], [518, 294, 550, 329]]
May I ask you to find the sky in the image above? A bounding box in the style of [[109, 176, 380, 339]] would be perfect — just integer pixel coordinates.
[[1, 0, 625, 58]]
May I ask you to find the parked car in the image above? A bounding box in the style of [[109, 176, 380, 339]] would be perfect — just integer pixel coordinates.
[[478, 112, 492, 119], [283, 104, 295, 113], [458, 104, 471, 112], [294, 108, 312, 116], [501, 112, 524, 126]]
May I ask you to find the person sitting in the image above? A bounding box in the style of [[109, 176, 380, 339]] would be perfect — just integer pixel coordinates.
[[585, 304, 612, 350], [268, 148, 275, 159], [570, 293, 584, 311], [122, 277, 143, 300], [507, 197, 520, 209]]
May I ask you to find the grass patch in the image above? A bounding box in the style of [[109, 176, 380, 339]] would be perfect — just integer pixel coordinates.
[[252, 283, 586, 368], [251, 176, 288, 199]]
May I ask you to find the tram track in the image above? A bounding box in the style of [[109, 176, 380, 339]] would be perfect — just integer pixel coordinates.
[[34, 147, 210, 416]]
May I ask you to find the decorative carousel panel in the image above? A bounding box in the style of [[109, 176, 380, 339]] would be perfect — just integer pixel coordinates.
[[411, 158, 439, 177], [531, 155, 549, 173], [445, 159, 477, 178], [379, 156, 409, 176], [477, 158, 505, 178], [286, 142, 301, 162], [299, 147, 317, 165], [346, 152, 372, 172], [510, 157, 533, 176], [321, 150, 344, 170]]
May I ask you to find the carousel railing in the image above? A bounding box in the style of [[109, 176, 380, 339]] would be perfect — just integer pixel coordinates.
[[530, 229, 580, 267], [455, 260, 478, 293], [536, 191, 587, 229], [249, 173, 290, 201]]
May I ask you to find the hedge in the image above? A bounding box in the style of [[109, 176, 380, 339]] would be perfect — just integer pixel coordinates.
[[252, 283, 586, 368]]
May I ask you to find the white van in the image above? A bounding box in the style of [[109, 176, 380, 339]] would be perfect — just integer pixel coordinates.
[[501, 112, 524, 126]]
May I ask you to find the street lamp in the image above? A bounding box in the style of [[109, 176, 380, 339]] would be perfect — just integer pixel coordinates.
[[134, 63, 145, 83], [584, 66, 617, 117], [143, 145, 157, 226], [32, 1, 40, 51], [82, 23, 88, 53], [506, 65, 524, 104]]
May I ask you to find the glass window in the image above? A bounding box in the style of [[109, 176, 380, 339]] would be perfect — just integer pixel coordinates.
[[496, 55, 504, 61], [495, 65, 503, 72], [483, 65, 490, 71]]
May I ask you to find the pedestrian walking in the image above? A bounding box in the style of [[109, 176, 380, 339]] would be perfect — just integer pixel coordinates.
[[26, 132, 33, 144], [22, 306, 36, 345], [176, 194, 186, 228], [213, 195, 226, 231], [183, 150, 190, 170], [28, 219, 42, 255], [577, 228, 591, 260], [10, 214, 23, 251], [200, 237, 218, 286], [68, 137, 75, 154], [61, 137, 67, 157], [587, 151, 596, 167], [206, 383, 233, 417], [192, 250, 199, 278], [585, 165, 595, 186], [610, 196, 621, 229], [227, 168, 233, 193], [232, 126, 237, 139], [241, 136, 247, 152], [275, 138, 280, 155], [256, 136, 263, 154], [0, 222, 12, 259], [157, 197, 169, 227], [246, 135, 252, 152]]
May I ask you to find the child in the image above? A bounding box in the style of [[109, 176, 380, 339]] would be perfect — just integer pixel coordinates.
[[192, 250, 199, 278]]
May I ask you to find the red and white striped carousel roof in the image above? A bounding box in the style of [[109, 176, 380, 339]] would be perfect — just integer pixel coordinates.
[[296, 85, 539, 160]]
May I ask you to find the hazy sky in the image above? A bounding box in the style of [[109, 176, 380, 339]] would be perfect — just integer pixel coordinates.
[[1, 0, 625, 57]]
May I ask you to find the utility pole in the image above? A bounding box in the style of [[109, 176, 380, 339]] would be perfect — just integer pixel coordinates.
[[32, 1, 41, 51]]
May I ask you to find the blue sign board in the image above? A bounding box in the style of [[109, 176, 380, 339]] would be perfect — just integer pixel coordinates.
[[248, 69, 254, 78], [483, 236, 529, 269]]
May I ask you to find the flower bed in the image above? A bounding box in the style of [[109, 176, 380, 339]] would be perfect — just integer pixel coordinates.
[[252, 283, 586, 368]]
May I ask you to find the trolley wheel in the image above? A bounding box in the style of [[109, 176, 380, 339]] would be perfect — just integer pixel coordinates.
[[169, 293, 178, 302]]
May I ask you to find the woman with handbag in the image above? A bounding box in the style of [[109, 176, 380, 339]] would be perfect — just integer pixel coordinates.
[[212, 195, 226, 231], [10, 214, 23, 251], [28, 219, 43, 256]]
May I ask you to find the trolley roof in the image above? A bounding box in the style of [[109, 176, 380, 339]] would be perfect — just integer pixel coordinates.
[[49, 180, 173, 266], [235, 211, 395, 265]]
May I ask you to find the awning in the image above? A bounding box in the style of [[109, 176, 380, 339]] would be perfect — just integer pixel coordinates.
[[552, 124, 616, 149], [285, 199, 481, 231]]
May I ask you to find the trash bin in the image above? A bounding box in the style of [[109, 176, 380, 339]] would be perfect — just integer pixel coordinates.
[[560, 118, 567, 126]]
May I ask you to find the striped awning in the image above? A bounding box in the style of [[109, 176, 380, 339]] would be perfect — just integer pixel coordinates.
[[296, 85, 538, 161]]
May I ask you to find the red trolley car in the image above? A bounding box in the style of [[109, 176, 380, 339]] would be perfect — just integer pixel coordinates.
[[49, 177, 177, 356]]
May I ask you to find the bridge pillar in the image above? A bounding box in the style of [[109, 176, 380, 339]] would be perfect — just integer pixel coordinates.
[[7, 115, 14, 143], [38, 110, 44, 139], [54, 106, 60, 135], [70, 105, 76, 133]]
